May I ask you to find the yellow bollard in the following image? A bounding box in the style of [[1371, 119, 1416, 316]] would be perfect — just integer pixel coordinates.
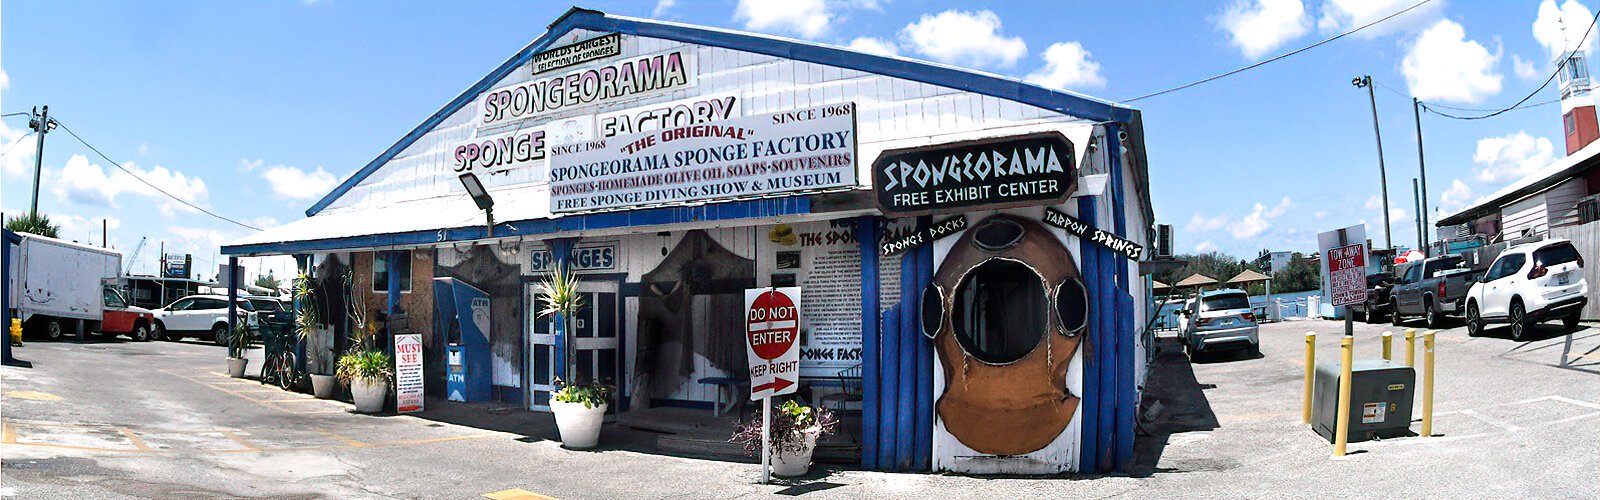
[[1334, 335, 1354, 456], [1404, 328, 1416, 367], [1303, 332, 1316, 424], [1422, 331, 1436, 437], [1381, 331, 1393, 361], [9, 318, 21, 346]]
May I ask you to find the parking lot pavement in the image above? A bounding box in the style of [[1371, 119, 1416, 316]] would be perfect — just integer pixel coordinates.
[[4, 320, 1598, 499]]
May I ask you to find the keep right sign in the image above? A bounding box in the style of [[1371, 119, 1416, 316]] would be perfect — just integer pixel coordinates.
[[745, 287, 802, 401]]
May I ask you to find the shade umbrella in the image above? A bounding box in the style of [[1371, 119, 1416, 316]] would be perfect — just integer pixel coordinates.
[[1174, 273, 1218, 288], [1226, 269, 1271, 285]]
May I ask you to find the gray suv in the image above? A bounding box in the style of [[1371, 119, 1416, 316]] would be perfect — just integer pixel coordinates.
[[1181, 289, 1261, 357]]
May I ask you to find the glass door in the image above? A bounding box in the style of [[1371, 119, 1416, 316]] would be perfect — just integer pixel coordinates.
[[527, 281, 621, 412]]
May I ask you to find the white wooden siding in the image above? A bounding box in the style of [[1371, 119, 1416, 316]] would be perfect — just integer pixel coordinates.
[[1546, 178, 1587, 229], [1502, 194, 1550, 238]]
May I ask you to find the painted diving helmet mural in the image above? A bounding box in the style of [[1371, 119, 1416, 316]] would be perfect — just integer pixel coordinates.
[[920, 214, 1090, 456]]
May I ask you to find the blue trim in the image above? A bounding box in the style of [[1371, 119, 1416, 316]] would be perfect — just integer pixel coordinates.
[[2, 230, 15, 365], [547, 238, 578, 383], [912, 216, 934, 472], [228, 197, 811, 256], [1095, 207, 1116, 470], [1075, 197, 1100, 472], [305, 8, 1136, 217], [227, 257, 240, 354], [856, 216, 880, 470], [895, 236, 916, 471], [879, 306, 900, 468], [1107, 123, 1136, 471]]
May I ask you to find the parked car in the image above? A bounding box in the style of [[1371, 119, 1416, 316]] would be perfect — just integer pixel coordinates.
[[151, 294, 259, 345], [99, 287, 157, 342], [245, 295, 291, 325], [1464, 239, 1588, 341], [1391, 254, 1485, 329], [1350, 273, 1396, 324], [1180, 289, 1260, 357]]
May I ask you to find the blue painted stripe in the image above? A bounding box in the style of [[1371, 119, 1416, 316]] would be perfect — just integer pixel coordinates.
[[306, 8, 1136, 217], [878, 306, 899, 468], [1075, 196, 1100, 473], [895, 239, 916, 470], [856, 216, 880, 470], [1107, 123, 1137, 471], [547, 238, 577, 382], [1095, 213, 1116, 470], [912, 217, 934, 471]]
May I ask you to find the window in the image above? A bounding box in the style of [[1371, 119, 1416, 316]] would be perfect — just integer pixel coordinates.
[[103, 289, 127, 309], [372, 251, 413, 293], [248, 299, 280, 312], [169, 298, 194, 311], [1201, 293, 1250, 312], [1487, 254, 1526, 282], [953, 259, 1048, 365], [1406, 263, 1423, 283], [1568, 113, 1577, 136], [1534, 243, 1582, 267]]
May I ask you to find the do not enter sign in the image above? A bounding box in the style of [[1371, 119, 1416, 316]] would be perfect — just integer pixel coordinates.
[[745, 287, 802, 400]]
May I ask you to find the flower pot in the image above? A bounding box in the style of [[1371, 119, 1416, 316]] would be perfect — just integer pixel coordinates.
[[227, 357, 249, 378], [311, 374, 338, 399], [771, 432, 818, 477], [551, 400, 607, 449], [350, 377, 388, 414]]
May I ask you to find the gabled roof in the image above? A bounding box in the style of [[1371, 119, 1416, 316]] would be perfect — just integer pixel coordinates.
[[304, 6, 1139, 217], [1437, 135, 1600, 226]]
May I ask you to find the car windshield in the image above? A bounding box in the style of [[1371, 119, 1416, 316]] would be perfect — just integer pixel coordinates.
[[1201, 293, 1251, 312], [235, 300, 255, 312], [1534, 243, 1581, 267], [249, 299, 280, 311]]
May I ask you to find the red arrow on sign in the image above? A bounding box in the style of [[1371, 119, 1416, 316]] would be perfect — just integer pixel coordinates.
[[752, 378, 794, 394]]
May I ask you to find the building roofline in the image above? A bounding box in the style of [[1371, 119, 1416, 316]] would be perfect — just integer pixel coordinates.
[[1436, 139, 1600, 226], [303, 6, 1139, 217]]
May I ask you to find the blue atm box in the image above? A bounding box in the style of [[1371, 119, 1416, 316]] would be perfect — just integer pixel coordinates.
[[434, 278, 492, 403]]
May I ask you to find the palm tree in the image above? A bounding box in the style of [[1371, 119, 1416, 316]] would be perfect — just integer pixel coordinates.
[[5, 213, 60, 238]]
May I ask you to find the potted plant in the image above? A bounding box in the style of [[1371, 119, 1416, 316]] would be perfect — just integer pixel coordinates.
[[337, 348, 393, 413], [730, 400, 838, 477], [295, 273, 338, 399], [550, 378, 612, 449], [226, 321, 253, 378]]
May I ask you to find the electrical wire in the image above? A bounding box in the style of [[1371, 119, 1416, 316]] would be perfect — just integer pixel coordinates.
[[0, 131, 36, 160], [1421, 5, 1600, 120], [1122, 0, 1436, 103], [52, 119, 263, 231], [1, 112, 32, 119]]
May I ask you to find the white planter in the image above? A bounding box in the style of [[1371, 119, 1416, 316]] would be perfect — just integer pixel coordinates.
[[311, 374, 338, 399], [771, 432, 818, 477], [227, 357, 249, 378], [551, 400, 607, 449], [351, 377, 388, 414]]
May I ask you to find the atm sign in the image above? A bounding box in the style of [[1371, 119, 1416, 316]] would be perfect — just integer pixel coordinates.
[[530, 242, 617, 272]]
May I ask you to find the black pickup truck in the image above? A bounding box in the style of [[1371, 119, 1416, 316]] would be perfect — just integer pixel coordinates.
[[1389, 255, 1485, 329], [1350, 273, 1396, 324]]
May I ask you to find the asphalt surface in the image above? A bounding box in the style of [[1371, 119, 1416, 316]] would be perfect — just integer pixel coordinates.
[[1, 317, 1597, 499]]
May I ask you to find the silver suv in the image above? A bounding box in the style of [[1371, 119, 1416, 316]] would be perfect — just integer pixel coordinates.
[[1181, 289, 1261, 357]]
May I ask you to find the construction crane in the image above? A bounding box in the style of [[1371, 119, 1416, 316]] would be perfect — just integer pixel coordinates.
[[123, 236, 148, 274]]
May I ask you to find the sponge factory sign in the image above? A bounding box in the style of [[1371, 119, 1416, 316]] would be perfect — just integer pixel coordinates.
[[873, 132, 1077, 216], [548, 103, 858, 213]]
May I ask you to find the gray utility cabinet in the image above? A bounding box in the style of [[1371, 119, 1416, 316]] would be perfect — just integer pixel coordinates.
[[1312, 359, 1416, 443]]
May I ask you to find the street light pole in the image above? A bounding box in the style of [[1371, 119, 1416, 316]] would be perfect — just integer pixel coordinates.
[[1412, 98, 1431, 255], [27, 105, 53, 219], [1353, 76, 1393, 250], [1413, 178, 1424, 252]]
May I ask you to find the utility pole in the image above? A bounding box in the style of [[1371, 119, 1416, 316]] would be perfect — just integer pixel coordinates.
[[1413, 179, 1424, 252], [102, 219, 108, 249], [27, 106, 55, 219], [1412, 98, 1431, 256], [1352, 76, 1393, 249]]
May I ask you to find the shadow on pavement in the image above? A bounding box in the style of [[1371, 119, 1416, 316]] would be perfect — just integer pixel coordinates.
[[1130, 338, 1220, 478]]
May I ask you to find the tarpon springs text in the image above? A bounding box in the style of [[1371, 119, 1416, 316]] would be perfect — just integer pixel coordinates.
[[1043, 208, 1144, 260]]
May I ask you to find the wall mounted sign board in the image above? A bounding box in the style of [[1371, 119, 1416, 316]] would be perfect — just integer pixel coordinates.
[[1042, 207, 1144, 260], [531, 34, 621, 74], [528, 241, 619, 273], [873, 132, 1077, 216], [881, 215, 967, 256], [479, 47, 697, 129], [548, 103, 858, 213]]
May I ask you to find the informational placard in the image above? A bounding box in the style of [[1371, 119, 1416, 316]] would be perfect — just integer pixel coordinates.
[[549, 103, 858, 213], [1042, 207, 1144, 260], [873, 132, 1077, 216], [775, 220, 907, 377], [746, 287, 802, 401], [530, 34, 621, 74], [163, 253, 191, 279], [1318, 224, 1369, 307], [395, 333, 424, 413]]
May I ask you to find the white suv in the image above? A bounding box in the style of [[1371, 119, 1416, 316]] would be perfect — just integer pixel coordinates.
[[151, 294, 259, 345], [1464, 239, 1588, 341]]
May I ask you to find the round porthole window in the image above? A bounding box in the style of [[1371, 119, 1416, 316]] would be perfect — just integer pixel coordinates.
[[951, 259, 1049, 364], [1055, 278, 1089, 336], [971, 218, 1025, 252]]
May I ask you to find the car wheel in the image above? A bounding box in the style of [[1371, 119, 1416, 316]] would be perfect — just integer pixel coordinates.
[[1248, 342, 1261, 357], [1564, 311, 1582, 332], [150, 322, 166, 341], [131, 324, 150, 342], [213, 324, 231, 347], [1425, 302, 1441, 330], [1467, 303, 1483, 337], [1391, 300, 1404, 327], [1510, 301, 1529, 342], [45, 319, 65, 341]]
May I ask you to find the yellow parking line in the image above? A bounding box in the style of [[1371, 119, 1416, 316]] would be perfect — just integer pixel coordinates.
[[483, 488, 557, 500], [2, 422, 15, 444], [374, 432, 502, 447], [5, 390, 63, 401], [220, 431, 260, 451], [119, 428, 154, 451], [316, 429, 368, 448]]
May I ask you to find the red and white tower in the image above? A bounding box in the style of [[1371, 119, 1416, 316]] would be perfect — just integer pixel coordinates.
[[1558, 47, 1600, 154]]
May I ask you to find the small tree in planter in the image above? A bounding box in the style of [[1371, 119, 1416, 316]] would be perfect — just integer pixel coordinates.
[[294, 273, 338, 399], [226, 321, 254, 378], [537, 264, 605, 448], [336, 348, 393, 413], [730, 400, 838, 477]]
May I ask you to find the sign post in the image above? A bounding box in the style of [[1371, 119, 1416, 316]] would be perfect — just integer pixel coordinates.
[[744, 286, 802, 484]]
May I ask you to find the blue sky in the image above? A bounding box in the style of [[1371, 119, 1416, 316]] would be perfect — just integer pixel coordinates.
[[1, 0, 1592, 281]]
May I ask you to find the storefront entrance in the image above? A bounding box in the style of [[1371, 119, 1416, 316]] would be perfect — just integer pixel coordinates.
[[528, 281, 621, 411]]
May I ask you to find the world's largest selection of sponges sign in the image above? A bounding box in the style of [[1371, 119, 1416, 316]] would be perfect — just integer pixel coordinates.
[[547, 103, 857, 213]]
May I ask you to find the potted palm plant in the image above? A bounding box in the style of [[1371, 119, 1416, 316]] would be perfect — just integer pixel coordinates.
[[537, 264, 608, 448], [226, 321, 253, 378], [336, 348, 392, 413], [295, 273, 338, 399], [730, 400, 838, 477]]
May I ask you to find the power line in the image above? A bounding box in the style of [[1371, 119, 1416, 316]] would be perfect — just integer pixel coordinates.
[[52, 119, 263, 231], [1421, 4, 1600, 120], [0, 131, 36, 160], [1123, 0, 1436, 103], [1, 112, 31, 119]]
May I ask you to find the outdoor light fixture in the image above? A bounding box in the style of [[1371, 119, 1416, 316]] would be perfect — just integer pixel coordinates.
[[658, 231, 671, 255], [459, 173, 495, 238]]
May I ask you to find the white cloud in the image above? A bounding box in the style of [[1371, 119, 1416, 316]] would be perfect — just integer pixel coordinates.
[[1401, 19, 1503, 104], [1437, 178, 1477, 215], [900, 10, 1028, 69], [0, 120, 36, 178], [847, 37, 899, 57], [735, 0, 832, 38], [50, 154, 209, 217], [258, 163, 339, 200], [1314, 210, 1329, 219], [1186, 213, 1229, 232], [1195, 240, 1219, 253], [0, 67, 9, 92], [1231, 196, 1292, 239], [1363, 194, 1409, 229], [653, 0, 676, 18], [1533, 0, 1596, 59], [1025, 42, 1107, 90], [1512, 54, 1541, 80], [1317, 0, 1443, 37], [1472, 131, 1555, 183], [1219, 0, 1311, 59]]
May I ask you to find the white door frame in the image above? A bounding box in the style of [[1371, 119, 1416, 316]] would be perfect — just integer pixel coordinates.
[[526, 280, 623, 412]]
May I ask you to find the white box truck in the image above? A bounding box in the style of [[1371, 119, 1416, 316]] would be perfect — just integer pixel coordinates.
[[7, 233, 122, 340]]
